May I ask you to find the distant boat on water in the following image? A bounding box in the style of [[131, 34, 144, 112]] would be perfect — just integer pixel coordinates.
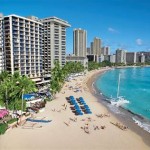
[[110, 73, 129, 107]]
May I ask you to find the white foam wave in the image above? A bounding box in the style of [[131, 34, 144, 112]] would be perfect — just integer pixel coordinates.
[[132, 117, 150, 133], [110, 96, 130, 107]]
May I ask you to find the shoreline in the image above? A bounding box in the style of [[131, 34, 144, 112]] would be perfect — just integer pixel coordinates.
[[86, 68, 150, 147], [0, 68, 150, 150]]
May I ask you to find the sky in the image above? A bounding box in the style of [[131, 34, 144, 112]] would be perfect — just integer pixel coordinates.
[[0, 0, 150, 54]]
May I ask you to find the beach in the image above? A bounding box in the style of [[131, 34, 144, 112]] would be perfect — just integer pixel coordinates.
[[0, 68, 150, 150]]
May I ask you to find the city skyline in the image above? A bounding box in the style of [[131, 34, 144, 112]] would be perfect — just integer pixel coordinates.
[[0, 0, 150, 54]]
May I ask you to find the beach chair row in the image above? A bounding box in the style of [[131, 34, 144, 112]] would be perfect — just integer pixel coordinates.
[[67, 96, 92, 115]]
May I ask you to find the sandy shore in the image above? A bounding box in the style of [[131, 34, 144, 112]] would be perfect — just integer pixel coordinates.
[[0, 68, 150, 150]]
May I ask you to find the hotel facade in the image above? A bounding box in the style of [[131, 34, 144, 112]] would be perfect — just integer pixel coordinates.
[[41, 17, 70, 77], [92, 37, 101, 56], [116, 49, 126, 64], [2, 14, 43, 78], [0, 14, 70, 82], [73, 28, 87, 57]]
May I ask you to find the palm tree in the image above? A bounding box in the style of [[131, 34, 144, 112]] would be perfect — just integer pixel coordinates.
[[0, 71, 12, 108], [11, 75, 36, 111], [12, 75, 36, 99], [0, 71, 10, 83], [50, 61, 84, 99], [50, 61, 63, 96], [0, 71, 37, 110]]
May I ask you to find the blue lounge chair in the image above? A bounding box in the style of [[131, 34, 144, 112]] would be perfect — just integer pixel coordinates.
[[84, 109, 92, 114]]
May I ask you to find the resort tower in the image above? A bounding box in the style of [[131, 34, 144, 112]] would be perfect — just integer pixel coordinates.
[[93, 37, 101, 56], [116, 49, 126, 64], [41, 17, 70, 77], [73, 28, 87, 57], [2, 14, 43, 78], [101, 46, 110, 55]]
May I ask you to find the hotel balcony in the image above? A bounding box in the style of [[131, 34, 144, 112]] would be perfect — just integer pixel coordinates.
[[20, 32, 24, 35], [12, 22, 18, 26], [5, 44, 11, 47], [4, 19, 10, 23], [13, 31, 18, 35], [14, 52, 19, 55], [5, 31, 10, 35], [20, 28, 24, 31]]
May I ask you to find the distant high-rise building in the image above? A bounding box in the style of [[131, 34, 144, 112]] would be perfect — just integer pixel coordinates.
[[73, 28, 87, 57], [41, 17, 70, 76], [0, 13, 3, 19], [90, 42, 93, 54], [87, 47, 91, 55], [137, 52, 150, 62], [99, 54, 104, 62], [126, 52, 136, 64], [116, 49, 126, 64], [3, 14, 43, 77], [104, 55, 110, 61], [101, 46, 110, 55], [141, 54, 145, 63], [110, 54, 116, 63], [93, 37, 101, 56], [136, 52, 145, 63]]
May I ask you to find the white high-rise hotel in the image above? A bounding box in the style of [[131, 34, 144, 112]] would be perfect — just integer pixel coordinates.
[[73, 28, 87, 57], [0, 14, 70, 80], [41, 17, 70, 76], [3, 14, 43, 78]]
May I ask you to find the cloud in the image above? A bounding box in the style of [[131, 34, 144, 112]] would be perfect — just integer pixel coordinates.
[[136, 38, 143, 46], [108, 27, 118, 33]]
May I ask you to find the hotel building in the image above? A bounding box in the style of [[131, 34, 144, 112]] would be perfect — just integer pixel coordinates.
[[2, 14, 43, 78], [90, 42, 93, 54], [73, 28, 87, 57], [0, 14, 5, 73], [93, 37, 101, 56], [86, 47, 91, 55], [101, 46, 110, 55], [110, 54, 116, 63], [41, 17, 70, 77], [136, 52, 145, 63], [116, 49, 126, 64], [126, 52, 136, 64], [66, 55, 88, 69]]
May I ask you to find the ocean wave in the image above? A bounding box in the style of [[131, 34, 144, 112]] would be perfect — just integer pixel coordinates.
[[132, 117, 150, 133]]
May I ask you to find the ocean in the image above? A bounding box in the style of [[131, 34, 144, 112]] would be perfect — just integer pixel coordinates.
[[95, 67, 150, 133]]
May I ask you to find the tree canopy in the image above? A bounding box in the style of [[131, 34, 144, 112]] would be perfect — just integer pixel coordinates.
[[0, 71, 36, 110], [50, 61, 84, 96]]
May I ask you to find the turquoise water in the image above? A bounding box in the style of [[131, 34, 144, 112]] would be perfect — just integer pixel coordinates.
[[95, 67, 150, 120]]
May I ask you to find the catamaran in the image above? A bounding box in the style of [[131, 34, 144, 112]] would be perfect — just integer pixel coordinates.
[[110, 73, 129, 107]]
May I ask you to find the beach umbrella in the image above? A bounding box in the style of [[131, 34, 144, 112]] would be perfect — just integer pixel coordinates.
[[84, 105, 89, 108], [80, 102, 86, 105], [85, 110, 92, 114], [74, 105, 80, 109], [79, 97, 84, 100]]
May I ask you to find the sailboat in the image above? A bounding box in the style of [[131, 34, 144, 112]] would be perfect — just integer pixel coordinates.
[[110, 73, 129, 107]]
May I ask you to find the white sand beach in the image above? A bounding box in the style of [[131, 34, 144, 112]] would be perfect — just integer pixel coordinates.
[[0, 68, 150, 150]]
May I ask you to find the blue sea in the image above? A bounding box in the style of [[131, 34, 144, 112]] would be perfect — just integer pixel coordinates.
[[95, 67, 150, 132]]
